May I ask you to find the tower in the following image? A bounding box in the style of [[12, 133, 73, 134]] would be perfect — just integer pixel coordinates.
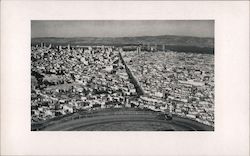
[[162, 44, 165, 52], [67, 44, 70, 51], [137, 45, 141, 55]]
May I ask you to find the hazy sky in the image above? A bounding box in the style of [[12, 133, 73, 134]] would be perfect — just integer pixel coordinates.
[[31, 20, 214, 38]]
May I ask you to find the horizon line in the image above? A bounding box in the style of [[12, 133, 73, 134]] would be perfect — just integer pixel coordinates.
[[31, 34, 214, 39]]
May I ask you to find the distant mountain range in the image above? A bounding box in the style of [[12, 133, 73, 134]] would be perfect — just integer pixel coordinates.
[[32, 35, 213, 47], [31, 35, 214, 54]]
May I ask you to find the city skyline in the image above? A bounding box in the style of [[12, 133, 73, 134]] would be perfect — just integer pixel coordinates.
[[31, 20, 214, 131], [31, 20, 214, 38]]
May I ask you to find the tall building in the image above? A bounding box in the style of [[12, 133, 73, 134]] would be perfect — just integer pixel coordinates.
[[57, 45, 62, 51], [81, 48, 84, 53], [67, 44, 70, 51], [88, 46, 92, 51], [137, 46, 141, 55]]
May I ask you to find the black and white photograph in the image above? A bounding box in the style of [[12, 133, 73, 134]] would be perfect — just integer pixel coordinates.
[[31, 20, 214, 131], [1, 1, 249, 155]]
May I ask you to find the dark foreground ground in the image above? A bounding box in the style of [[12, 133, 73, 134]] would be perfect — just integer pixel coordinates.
[[32, 108, 214, 131]]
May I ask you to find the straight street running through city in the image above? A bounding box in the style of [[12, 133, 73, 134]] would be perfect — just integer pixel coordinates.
[[118, 50, 144, 96]]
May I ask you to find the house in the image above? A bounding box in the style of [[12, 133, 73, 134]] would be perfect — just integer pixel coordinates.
[[44, 109, 53, 117], [31, 110, 40, 116], [155, 92, 163, 98], [63, 105, 73, 113], [92, 103, 102, 110]]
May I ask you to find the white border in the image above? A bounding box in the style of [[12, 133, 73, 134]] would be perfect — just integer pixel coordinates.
[[1, 1, 249, 156]]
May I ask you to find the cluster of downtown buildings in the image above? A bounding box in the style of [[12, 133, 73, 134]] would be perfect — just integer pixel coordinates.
[[31, 43, 214, 127]]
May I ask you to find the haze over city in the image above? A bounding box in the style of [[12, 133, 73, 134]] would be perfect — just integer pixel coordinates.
[[31, 20, 214, 131], [31, 20, 214, 38]]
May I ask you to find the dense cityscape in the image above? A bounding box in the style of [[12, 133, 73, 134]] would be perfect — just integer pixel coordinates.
[[31, 43, 214, 127]]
